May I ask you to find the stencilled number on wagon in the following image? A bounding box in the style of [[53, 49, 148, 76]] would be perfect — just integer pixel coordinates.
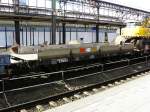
[[57, 58, 68, 63]]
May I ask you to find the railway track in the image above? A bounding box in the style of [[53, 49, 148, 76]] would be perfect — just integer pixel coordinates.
[[42, 71, 150, 112], [0, 55, 150, 112]]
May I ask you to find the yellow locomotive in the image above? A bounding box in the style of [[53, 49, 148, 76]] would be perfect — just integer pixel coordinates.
[[121, 21, 150, 38], [115, 17, 150, 53]]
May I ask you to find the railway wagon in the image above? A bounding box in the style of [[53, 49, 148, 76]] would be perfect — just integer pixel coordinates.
[[10, 43, 135, 61]]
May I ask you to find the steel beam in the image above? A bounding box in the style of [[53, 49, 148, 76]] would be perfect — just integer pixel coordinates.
[[62, 23, 66, 44], [58, 0, 150, 21], [96, 25, 99, 43], [5, 26, 7, 49], [14, 21, 20, 45], [96, 4, 99, 43], [14, 0, 20, 45], [120, 27, 122, 35], [0, 0, 149, 23], [51, 0, 56, 44], [104, 32, 108, 42], [26, 26, 28, 46]]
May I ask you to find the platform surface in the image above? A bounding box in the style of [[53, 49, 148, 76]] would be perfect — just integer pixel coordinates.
[[45, 73, 150, 112]]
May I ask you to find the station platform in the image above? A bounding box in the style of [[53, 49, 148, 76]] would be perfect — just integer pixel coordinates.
[[45, 73, 150, 112]]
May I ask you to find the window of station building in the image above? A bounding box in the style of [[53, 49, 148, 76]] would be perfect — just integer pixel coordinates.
[[7, 26, 14, 46], [0, 27, 6, 47], [1, 0, 13, 5], [28, 0, 36, 7], [19, 0, 27, 6], [45, 0, 51, 9], [0, 0, 13, 12], [126, 22, 141, 28], [0, 26, 14, 47]]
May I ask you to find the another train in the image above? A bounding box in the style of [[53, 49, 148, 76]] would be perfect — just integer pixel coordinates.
[[10, 42, 135, 61], [0, 41, 144, 78]]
